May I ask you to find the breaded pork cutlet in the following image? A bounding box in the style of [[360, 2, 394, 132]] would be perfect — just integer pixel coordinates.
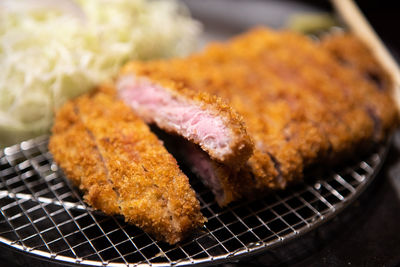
[[116, 28, 398, 206], [117, 65, 254, 170], [49, 91, 205, 244]]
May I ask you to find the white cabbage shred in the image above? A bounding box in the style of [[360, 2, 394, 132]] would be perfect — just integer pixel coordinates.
[[0, 0, 201, 147]]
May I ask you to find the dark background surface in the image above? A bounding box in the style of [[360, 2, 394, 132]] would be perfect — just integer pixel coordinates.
[[315, 0, 400, 58], [1, 1, 400, 266]]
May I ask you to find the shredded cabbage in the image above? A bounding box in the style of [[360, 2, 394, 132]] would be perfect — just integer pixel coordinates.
[[0, 0, 201, 147]]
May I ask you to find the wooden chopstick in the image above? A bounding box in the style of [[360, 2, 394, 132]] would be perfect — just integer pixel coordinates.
[[331, 0, 400, 112]]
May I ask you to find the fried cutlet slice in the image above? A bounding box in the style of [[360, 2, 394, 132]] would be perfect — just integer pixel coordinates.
[[117, 66, 254, 170], [49, 92, 205, 244], [117, 28, 398, 206]]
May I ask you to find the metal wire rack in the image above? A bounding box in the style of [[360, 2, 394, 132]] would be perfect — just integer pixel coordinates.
[[0, 136, 388, 266]]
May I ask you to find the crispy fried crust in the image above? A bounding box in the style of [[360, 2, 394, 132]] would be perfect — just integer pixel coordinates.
[[119, 28, 398, 205], [320, 32, 397, 140], [49, 92, 205, 244], [320, 32, 393, 92], [49, 100, 120, 214]]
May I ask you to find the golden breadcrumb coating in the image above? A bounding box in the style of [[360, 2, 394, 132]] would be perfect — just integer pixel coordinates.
[[320, 32, 397, 140], [320, 32, 393, 92], [118, 27, 398, 205], [49, 92, 205, 244]]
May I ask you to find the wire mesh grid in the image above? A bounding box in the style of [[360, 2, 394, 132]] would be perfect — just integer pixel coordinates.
[[0, 136, 388, 266]]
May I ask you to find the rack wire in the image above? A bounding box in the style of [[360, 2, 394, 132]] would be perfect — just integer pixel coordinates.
[[0, 136, 388, 266]]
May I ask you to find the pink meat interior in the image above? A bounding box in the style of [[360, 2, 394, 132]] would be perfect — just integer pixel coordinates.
[[182, 141, 225, 203], [117, 75, 232, 158]]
